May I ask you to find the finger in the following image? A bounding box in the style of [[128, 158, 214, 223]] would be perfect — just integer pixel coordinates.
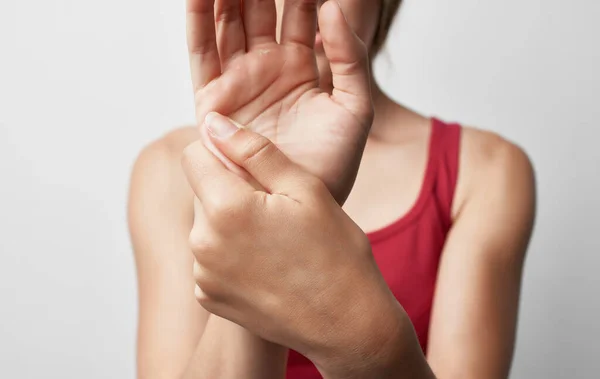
[[181, 139, 254, 206], [319, 1, 372, 116], [198, 116, 266, 191], [243, 0, 278, 49], [204, 112, 311, 197], [187, 0, 222, 91], [280, 0, 319, 48], [215, 0, 246, 66]]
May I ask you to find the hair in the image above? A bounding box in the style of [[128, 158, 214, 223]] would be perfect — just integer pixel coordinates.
[[371, 0, 403, 56]]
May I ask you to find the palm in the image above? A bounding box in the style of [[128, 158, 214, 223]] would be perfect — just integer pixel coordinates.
[[188, 0, 373, 203]]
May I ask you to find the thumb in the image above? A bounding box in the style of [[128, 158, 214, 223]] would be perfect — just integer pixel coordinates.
[[203, 112, 311, 197], [319, 1, 373, 118]]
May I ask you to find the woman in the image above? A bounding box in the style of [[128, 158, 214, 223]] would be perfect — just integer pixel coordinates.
[[128, 0, 536, 378]]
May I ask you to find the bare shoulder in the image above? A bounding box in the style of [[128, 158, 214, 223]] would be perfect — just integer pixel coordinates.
[[128, 126, 200, 255], [150, 125, 200, 154], [453, 126, 536, 232], [129, 126, 200, 201], [134, 125, 200, 168]]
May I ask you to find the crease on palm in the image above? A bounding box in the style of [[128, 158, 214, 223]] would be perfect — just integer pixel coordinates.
[[187, 0, 373, 203]]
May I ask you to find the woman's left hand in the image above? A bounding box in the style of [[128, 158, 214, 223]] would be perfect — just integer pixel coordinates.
[[182, 113, 414, 377], [187, 0, 374, 206]]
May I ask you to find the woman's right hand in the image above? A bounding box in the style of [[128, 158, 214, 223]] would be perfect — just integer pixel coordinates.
[[187, 0, 374, 204]]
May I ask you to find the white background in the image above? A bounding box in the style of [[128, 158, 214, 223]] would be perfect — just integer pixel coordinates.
[[1, 0, 598, 378]]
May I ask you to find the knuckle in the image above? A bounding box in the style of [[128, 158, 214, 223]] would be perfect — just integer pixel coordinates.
[[215, 2, 242, 25], [188, 39, 218, 56], [188, 230, 211, 255], [206, 193, 230, 215], [193, 264, 218, 299], [204, 194, 252, 232], [194, 285, 220, 315], [206, 195, 241, 224], [193, 261, 202, 280], [194, 274, 225, 309], [194, 285, 210, 304], [240, 135, 273, 167], [194, 270, 212, 293]]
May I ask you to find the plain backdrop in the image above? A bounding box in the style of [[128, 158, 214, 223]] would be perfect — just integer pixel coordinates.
[[1, 0, 598, 378]]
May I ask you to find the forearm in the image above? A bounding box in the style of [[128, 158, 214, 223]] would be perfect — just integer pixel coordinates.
[[314, 292, 437, 379], [320, 326, 436, 379], [181, 314, 288, 379]]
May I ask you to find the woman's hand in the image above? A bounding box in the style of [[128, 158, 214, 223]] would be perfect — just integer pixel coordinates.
[[182, 114, 423, 378], [187, 0, 374, 204]]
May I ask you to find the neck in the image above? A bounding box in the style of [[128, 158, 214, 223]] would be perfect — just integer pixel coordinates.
[[368, 78, 428, 141]]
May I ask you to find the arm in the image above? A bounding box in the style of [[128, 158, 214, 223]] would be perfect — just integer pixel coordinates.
[[426, 130, 535, 378], [128, 131, 287, 379], [326, 130, 536, 379], [169, 118, 534, 379]]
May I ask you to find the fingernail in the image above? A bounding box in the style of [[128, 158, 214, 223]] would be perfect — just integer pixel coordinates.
[[205, 112, 239, 139]]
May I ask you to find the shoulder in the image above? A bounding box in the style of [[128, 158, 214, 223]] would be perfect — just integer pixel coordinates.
[[458, 126, 536, 201], [129, 126, 199, 196], [453, 126, 536, 239], [128, 126, 200, 241], [130, 126, 199, 180]]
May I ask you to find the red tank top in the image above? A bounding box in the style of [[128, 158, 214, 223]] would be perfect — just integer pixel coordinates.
[[286, 118, 461, 378]]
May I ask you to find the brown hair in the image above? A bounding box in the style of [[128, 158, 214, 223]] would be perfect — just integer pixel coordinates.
[[371, 0, 403, 56]]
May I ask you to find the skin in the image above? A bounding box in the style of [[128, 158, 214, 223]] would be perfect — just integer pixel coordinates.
[[128, 1, 536, 378], [190, 0, 375, 205]]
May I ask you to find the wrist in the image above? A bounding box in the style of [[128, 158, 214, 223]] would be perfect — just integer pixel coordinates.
[[208, 314, 289, 355]]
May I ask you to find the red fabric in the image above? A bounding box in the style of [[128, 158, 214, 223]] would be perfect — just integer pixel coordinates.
[[286, 118, 461, 378]]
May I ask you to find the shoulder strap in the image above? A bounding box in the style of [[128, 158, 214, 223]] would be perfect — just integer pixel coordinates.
[[430, 118, 461, 228]]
